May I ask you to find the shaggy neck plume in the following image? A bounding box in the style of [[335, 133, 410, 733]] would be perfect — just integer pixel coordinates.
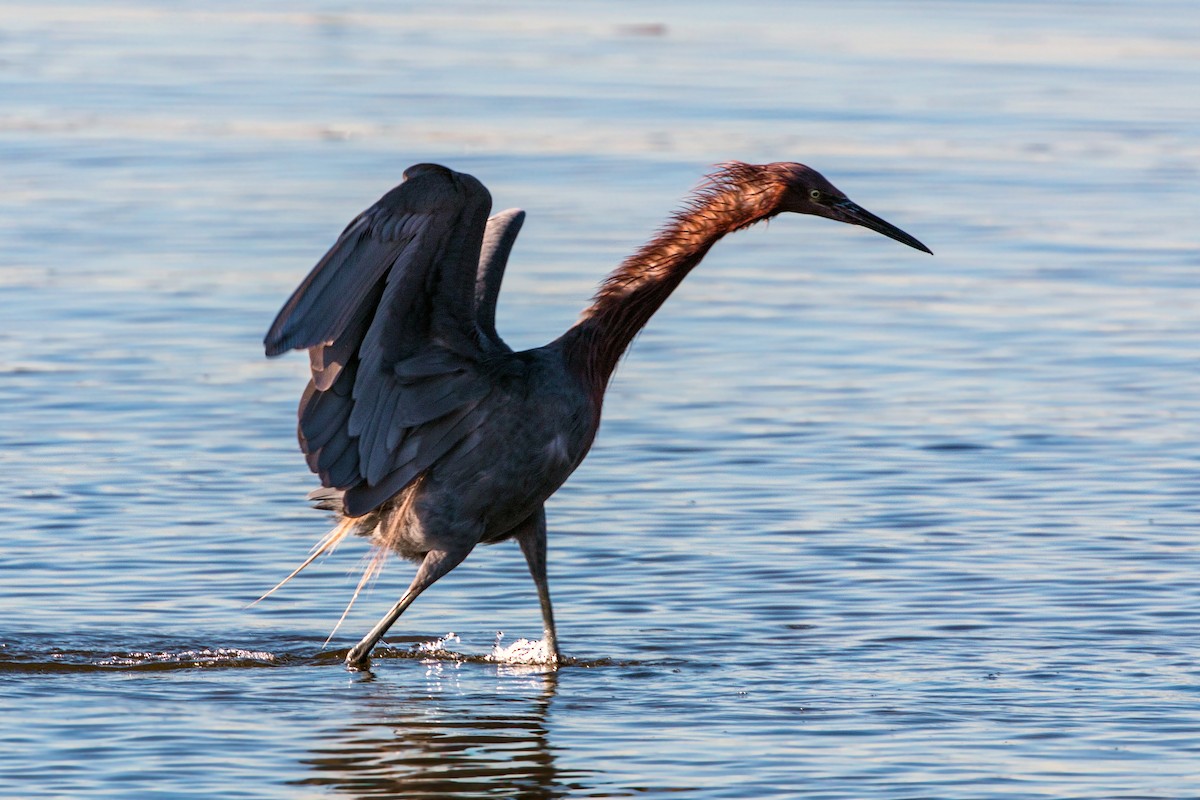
[[560, 163, 787, 396]]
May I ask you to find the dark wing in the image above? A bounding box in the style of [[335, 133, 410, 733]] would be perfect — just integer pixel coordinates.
[[474, 208, 525, 352], [264, 163, 507, 518]]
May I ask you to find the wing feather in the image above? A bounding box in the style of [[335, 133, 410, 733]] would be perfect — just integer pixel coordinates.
[[265, 218, 392, 356], [475, 208, 524, 351], [307, 277, 382, 391], [321, 433, 362, 489], [265, 165, 529, 517], [301, 387, 353, 453], [341, 396, 491, 517]]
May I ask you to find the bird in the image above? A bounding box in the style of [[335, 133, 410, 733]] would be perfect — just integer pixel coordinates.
[[263, 161, 931, 670]]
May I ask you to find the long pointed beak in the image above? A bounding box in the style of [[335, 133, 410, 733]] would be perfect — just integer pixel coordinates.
[[832, 199, 932, 254]]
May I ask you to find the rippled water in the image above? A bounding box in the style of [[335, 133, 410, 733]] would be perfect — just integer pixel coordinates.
[[3, 1, 1199, 797]]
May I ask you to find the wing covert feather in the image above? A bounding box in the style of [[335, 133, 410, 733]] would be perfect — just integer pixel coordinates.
[[342, 395, 494, 517]]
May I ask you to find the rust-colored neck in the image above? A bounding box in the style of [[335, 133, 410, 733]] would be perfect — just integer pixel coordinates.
[[559, 163, 787, 397]]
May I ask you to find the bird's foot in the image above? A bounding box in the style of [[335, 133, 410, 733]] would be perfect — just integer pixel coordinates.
[[545, 635, 562, 668], [344, 645, 372, 672]]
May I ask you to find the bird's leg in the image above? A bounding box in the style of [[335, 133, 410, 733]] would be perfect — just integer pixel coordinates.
[[344, 547, 467, 670], [515, 506, 561, 665]]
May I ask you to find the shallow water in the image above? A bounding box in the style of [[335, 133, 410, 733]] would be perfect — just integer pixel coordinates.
[[3, 1, 1200, 797]]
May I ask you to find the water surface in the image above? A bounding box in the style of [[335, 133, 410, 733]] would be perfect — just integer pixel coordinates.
[[2, 1, 1199, 797]]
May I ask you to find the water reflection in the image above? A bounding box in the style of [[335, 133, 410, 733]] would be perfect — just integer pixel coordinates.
[[294, 668, 580, 799]]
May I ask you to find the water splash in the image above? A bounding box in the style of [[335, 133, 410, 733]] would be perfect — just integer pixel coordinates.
[[0, 642, 286, 673], [487, 632, 558, 666], [97, 648, 278, 668], [412, 632, 462, 661]]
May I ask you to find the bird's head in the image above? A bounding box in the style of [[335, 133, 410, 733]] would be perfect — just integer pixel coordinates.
[[773, 162, 932, 254]]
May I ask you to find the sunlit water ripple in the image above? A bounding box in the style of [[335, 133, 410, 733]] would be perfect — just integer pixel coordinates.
[[2, 1, 1199, 797]]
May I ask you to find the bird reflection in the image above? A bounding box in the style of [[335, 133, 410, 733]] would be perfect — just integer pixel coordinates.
[[291, 669, 581, 798]]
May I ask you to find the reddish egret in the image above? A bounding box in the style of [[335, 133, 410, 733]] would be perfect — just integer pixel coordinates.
[[264, 162, 930, 669]]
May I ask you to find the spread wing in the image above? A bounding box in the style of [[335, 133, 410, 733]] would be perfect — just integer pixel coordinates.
[[474, 207, 524, 352], [264, 164, 525, 517]]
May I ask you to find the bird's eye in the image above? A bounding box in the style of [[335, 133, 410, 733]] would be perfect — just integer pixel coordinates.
[[809, 189, 822, 201]]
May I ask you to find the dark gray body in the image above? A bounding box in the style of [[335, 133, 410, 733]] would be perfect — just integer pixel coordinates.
[[376, 345, 597, 561]]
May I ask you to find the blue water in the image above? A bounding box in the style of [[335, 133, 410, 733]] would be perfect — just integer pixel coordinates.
[[3, 1, 1199, 797]]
